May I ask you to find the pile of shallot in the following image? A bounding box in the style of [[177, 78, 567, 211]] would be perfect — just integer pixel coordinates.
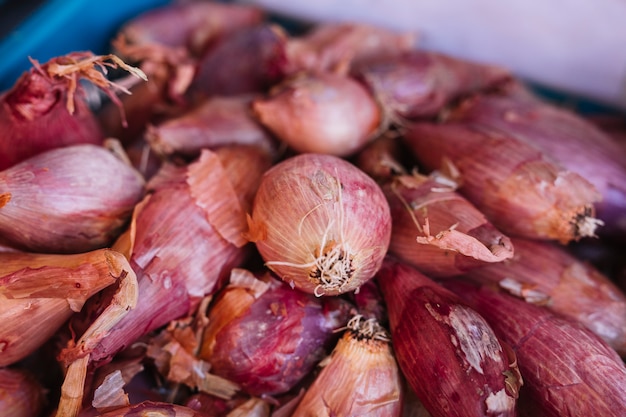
[[1, 2, 626, 417]]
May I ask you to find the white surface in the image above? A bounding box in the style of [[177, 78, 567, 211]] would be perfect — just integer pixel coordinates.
[[244, 0, 626, 110]]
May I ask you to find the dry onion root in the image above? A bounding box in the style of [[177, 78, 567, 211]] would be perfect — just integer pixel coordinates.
[[247, 153, 392, 296], [445, 90, 626, 239]]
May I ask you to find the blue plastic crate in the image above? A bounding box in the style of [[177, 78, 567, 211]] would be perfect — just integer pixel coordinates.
[[0, 0, 171, 91]]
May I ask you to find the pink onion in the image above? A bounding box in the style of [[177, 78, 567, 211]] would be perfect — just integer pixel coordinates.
[[354, 50, 511, 120], [189, 24, 288, 100], [0, 367, 46, 417], [248, 153, 391, 296], [198, 268, 352, 396], [0, 143, 145, 253], [146, 95, 277, 159], [252, 72, 381, 157]]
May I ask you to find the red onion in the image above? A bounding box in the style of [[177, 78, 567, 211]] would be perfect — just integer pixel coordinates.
[[464, 236, 626, 355], [95, 401, 212, 417], [445, 91, 626, 240], [0, 52, 145, 170], [252, 72, 381, 157], [445, 280, 626, 417], [146, 95, 277, 159], [402, 121, 602, 243], [285, 22, 416, 74], [376, 258, 521, 417], [354, 50, 511, 120], [189, 24, 288, 100], [248, 153, 392, 296], [198, 268, 352, 396], [0, 143, 145, 253], [61, 145, 272, 369]]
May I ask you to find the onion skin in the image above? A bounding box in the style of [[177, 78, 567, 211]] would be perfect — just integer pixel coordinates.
[[445, 280, 626, 417], [198, 271, 352, 396], [0, 367, 46, 417], [376, 258, 521, 417], [291, 315, 403, 417], [117, 1, 264, 57], [464, 236, 626, 356], [0, 144, 145, 253], [285, 22, 417, 74], [354, 50, 511, 120], [248, 153, 392, 296], [0, 249, 128, 366], [0, 56, 104, 171], [71, 146, 271, 367], [384, 173, 514, 277], [445, 92, 626, 240], [146, 95, 277, 159], [402, 121, 602, 243], [189, 24, 288, 100], [252, 72, 381, 157]]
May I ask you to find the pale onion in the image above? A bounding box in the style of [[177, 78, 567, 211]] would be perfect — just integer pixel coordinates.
[[247, 153, 392, 296]]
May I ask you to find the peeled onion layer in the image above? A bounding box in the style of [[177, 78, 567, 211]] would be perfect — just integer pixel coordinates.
[[0, 249, 126, 366], [464, 236, 626, 355], [248, 153, 392, 296], [403, 122, 602, 243], [0, 143, 145, 253], [252, 72, 381, 157], [384, 173, 514, 277], [445, 280, 626, 417], [446, 91, 626, 239], [376, 258, 521, 417]]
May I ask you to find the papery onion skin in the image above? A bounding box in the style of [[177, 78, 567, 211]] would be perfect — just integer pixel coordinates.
[[248, 153, 392, 296], [0, 249, 126, 366], [402, 122, 602, 243], [198, 272, 352, 396], [71, 146, 272, 367], [445, 280, 626, 417], [464, 236, 626, 356], [0, 56, 104, 171], [376, 258, 521, 417], [445, 91, 626, 240], [146, 95, 277, 159], [384, 173, 515, 277], [353, 50, 511, 120], [291, 315, 403, 417], [252, 72, 381, 157], [0, 144, 145, 253], [0, 367, 46, 417]]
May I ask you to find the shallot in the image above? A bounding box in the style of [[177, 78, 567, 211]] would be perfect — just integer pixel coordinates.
[[247, 153, 392, 296]]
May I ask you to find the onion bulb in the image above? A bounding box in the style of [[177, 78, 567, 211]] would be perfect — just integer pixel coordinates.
[[247, 153, 392, 296]]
